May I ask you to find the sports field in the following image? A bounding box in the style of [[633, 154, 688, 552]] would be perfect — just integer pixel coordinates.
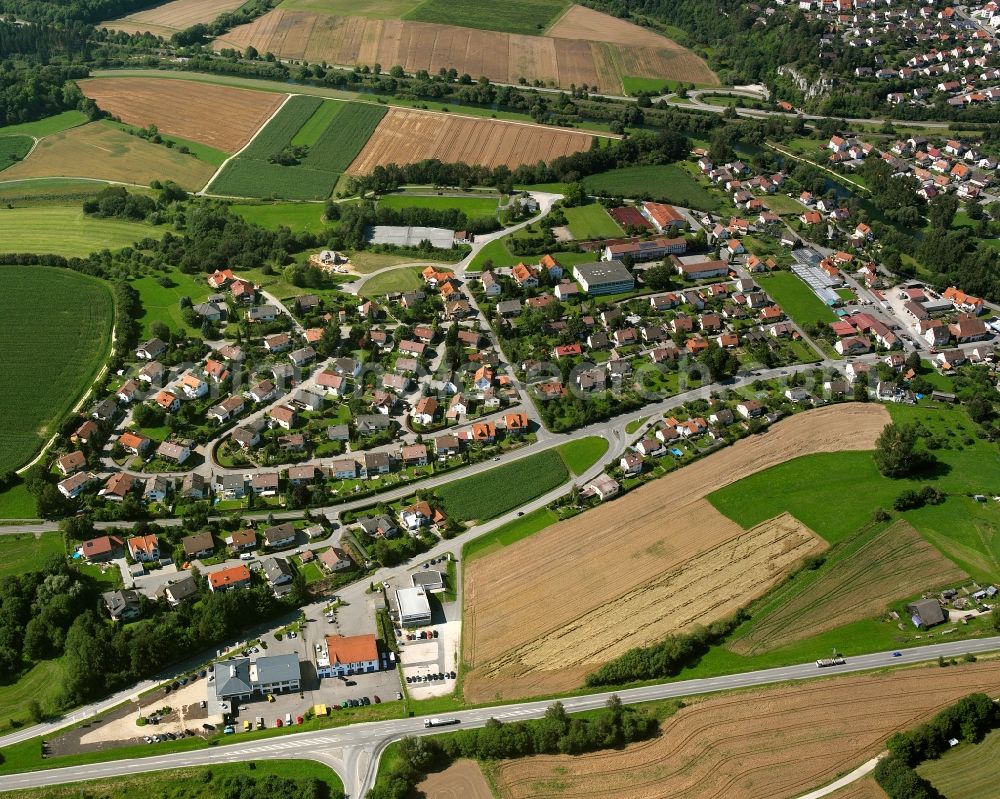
[[563, 202, 624, 239], [348, 108, 594, 174], [463, 404, 890, 701], [495, 661, 1000, 799], [77, 78, 286, 153], [103, 0, 248, 37], [1, 121, 215, 190], [919, 725, 1000, 799], [758, 272, 837, 326], [583, 164, 719, 210], [0, 207, 152, 256], [0, 266, 113, 474]]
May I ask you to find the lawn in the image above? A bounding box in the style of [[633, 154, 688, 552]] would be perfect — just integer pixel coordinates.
[[757, 272, 837, 326], [468, 236, 601, 271], [131, 268, 214, 338], [358, 266, 425, 296], [378, 193, 499, 218], [556, 436, 609, 475], [583, 164, 719, 211], [436, 450, 568, 521], [403, 0, 569, 35], [918, 725, 1000, 799], [562, 202, 624, 239], [709, 404, 1000, 580], [0, 110, 89, 138], [229, 202, 328, 233], [0, 266, 113, 474], [0, 482, 37, 519], [0, 659, 67, 732], [462, 507, 558, 562], [0, 532, 64, 579], [3, 759, 344, 798], [0, 136, 32, 172], [625, 416, 650, 435], [0, 206, 153, 257]]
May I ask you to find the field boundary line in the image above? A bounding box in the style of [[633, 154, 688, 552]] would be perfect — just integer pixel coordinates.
[[200, 91, 295, 195]]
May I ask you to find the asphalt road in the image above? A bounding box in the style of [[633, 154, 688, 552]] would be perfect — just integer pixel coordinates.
[[2, 635, 999, 796]]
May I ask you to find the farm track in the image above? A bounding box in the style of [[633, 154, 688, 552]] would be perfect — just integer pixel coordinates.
[[495, 661, 1000, 799], [463, 404, 891, 702]]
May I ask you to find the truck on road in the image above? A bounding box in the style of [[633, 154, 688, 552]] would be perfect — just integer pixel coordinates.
[[423, 717, 460, 728], [816, 657, 847, 668]]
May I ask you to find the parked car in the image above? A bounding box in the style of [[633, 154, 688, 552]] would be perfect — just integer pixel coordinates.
[[275, 719, 283, 727], [223, 726, 235, 735]]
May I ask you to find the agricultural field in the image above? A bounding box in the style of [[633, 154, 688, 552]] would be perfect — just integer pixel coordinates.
[[1, 122, 215, 190], [210, 97, 384, 199], [757, 272, 837, 326], [403, 0, 569, 35], [0, 266, 113, 474], [103, 0, 248, 37], [217, 6, 703, 93], [463, 508, 558, 563], [378, 193, 499, 217], [494, 661, 1000, 799], [0, 110, 89, 139], [0, 137, 32, 172], [462, 404, 890, 702], [826, 780, 887, 799], [279, 0, 421, 16], [583, 164, 719, 211], [437, 450, 568, 522], [0, 207, 152, 257], [562, 202, 624, 239], [918, 725, 1000, 799], [77, 78, 286, 153], [348, 109, 594, 174], [727, 520, 968, 657], [131, 269, 214, 338], [4, 759, 344, 799], [416, 759, 492, 799], [228, 202, 328, 233]]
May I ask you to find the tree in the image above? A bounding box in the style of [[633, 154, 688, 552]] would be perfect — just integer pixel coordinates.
[[700, 344, 739, 382], [928, 194, 959, 230], [873, 422, 931, 478], [150, 321, 170, 342]]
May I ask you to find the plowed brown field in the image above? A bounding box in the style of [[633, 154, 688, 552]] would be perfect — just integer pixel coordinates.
[[1, 122, 215, 190], [495, 660, 1000, 799], [417, 760, 492, 799], [215, 7, 717, 91], [346, 108, 595, 174], [728, 520, 968, 657], [77, 78, 285, 153], [462, 403, 890, 702], [104, 0, 246, 37]]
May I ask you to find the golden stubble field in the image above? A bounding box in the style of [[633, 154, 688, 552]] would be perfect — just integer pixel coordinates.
[[1, 122, 215, 190], [462, 403, 891, 702], [77, 78, 286, 153], [495, 660, 1000, 799], [346, 108, 596, 173], [417, 760, 492, 799], [103, 0, 247, 37], [214, 6, 717, 92]]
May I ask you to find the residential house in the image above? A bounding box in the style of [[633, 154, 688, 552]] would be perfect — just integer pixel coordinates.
[[208, 564, 251, 593], [182, 531, 215, 560]]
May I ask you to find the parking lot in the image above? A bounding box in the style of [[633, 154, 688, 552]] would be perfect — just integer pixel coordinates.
[[400, 619, 461, 699]]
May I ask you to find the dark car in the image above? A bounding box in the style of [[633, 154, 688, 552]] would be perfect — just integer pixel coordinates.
[[202, 723, 215, 731], [345, 680, 357, 686], [373, 695, 381, 704], [432, 630, 439, 638], [361, 696, 371, 706]]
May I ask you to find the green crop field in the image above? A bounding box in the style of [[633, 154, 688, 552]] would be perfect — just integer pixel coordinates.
[[621, 76, 674, 95], [437, 450, 568, 521], [0, 110, 89, 139], [403, 0, 569, 35], [562, 202, 624, 239], [0, 207, 152, 257], [463, 507, 558, 562], [131, 268, 214, 338], [557, 436, 609, 475], [378, 193, 499, 217], [229, 202, 327, 232], [919, 726, 1000, 799], [4, 759, 344, 799], [757, 272, 837, 326], [210, 99, 383, 200], [291, 100, 345, 146], [0, 266, 113, 474], [583, 164, 719, 211], [0, 136, 32, 172]]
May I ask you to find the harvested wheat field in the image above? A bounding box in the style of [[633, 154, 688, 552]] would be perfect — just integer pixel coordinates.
[[215, 8, 712, 91], [462, 403, 890, 702], [77, 78, 285, 153], [104, 0, 247, 37], [729, 520, 968, 657], [826, 779, 888, 799], [495, 660, 1000, 799], [1, 122, 215, 190], [347, 108, 596, 174], [417, 760, 492, 799]]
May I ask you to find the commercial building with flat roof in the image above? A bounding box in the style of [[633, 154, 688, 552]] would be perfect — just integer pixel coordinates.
[[396, 586, 432, 627], [572, 260, 635, 296], [250, 653, 302, 693]]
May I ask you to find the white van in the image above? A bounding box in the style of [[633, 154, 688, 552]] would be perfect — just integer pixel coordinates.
[[285, 712, 292, 726], [239, 552, 255, 561]]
